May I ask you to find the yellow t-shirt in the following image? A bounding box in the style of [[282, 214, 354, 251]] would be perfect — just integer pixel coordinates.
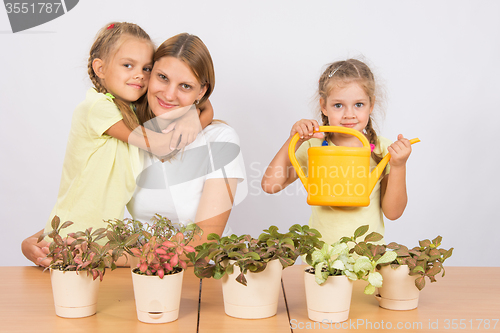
[[295, 136, 392, 245], [44, 89, 142, 238]]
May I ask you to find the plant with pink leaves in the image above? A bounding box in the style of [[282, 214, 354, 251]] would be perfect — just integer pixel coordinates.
[[130, 223, 202, 278]]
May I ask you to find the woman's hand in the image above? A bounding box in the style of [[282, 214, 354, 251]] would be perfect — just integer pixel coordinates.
[[21, 229, 50, 267], [291, 119, 323, 143], [388, 134, 412, 168], [162, 106, 202, 150]]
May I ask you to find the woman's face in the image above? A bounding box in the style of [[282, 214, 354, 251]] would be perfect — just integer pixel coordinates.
[[147, 56, 207, 117]]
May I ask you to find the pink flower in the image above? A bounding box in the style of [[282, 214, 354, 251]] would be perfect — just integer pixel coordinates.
[[370, 144, 375, 152]]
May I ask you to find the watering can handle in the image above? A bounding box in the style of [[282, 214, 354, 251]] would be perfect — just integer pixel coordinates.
[[288, 126, 370, 189]]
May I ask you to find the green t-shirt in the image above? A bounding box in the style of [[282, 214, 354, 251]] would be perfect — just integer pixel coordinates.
[[295, 136, 392, 245], [44, 89, 142, 238]]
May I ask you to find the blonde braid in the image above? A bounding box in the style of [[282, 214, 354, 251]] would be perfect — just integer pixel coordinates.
[[365, 117, 386, 179]]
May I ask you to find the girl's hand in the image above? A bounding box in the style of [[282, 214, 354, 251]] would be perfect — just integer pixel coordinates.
[[291, 119, 323, 142], [388, 134, 412, 168], [162, 106, 202, 150]]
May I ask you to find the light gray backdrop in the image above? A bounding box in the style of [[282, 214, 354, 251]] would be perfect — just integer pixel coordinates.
[[1, 0, 499, 266]]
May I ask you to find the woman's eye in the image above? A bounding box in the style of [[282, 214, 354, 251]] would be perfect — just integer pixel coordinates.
[[181, 83, 192, 90], [158, 74, 167, 81]]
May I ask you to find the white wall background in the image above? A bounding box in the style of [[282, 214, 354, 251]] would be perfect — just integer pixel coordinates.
[[1, 0, 499, 267]]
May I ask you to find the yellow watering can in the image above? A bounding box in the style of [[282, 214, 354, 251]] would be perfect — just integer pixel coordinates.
[[288, 126, 420, 207]]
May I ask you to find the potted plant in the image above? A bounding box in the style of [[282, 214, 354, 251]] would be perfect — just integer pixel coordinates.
[[119, 218, 202, 324], [304, 225, 396, 323], [105, 214, 180, 270], [375, 236, 454, 310], [39, 216, 117, 318], [191, 224, 323, 319]]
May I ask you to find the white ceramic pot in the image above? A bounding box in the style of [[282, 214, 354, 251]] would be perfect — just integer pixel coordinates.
[[304, 269, 353, 323], [131, 269, 184, 323], [221, 259, 283, 319], [128, 256, 140, 271], [375, 265, 420, 310], [50, 269, 100, 318]]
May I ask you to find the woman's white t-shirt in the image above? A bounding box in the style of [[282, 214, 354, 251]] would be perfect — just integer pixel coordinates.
[[126, 123, 245, 235]]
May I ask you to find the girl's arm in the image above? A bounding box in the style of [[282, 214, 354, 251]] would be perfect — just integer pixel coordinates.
[[105, 120, 174, 156], [190, 177, 238, 247], [261, 119, 323, 194], [381, 134, 412, 220], [164, 99, 215, 150], [199, 99, 214, 129]]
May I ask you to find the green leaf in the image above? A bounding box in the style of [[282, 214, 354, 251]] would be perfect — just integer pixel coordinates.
[[419, 239, 431, 248], [236, 272, 247, 286], [51, 216, 60, 230], [353, 256, 372, 273], [368, 271, 383, 288], [60, 221, 74, 229], [364, 232, 383, 243], [432, 236, 442, 247], [244, 252, 261, 260], [443, 248, 454, 261], [415, 276, 425, 290], [228, 252, 244, 259], [314, 262, 326, 285], [364, 284, 376, 295], [412, 266, 425, 274], [353, 225, 369, 239], [207, 233, 220, 241]]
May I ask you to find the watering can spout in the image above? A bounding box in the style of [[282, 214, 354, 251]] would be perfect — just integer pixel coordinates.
[[368, 138, 421, 194]]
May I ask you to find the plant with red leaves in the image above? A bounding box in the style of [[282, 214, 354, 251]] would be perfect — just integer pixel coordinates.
[[129, 222, 202, 278], [39, 216, 118, 281]]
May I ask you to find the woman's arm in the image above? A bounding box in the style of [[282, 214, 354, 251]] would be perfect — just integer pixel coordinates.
[[261, 119, 322, 194], [21, 229, 51, 267], [381, 134, 412, 220], [191, 177, 238, 247]]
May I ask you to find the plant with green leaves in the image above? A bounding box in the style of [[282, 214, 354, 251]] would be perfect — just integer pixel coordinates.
[[382, 236, 454, 290], [308, 225, 396, 294], [39, 216, 117, 281], [190, 224, 323, 286]]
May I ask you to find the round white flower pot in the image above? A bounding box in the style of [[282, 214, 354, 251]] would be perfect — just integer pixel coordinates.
[[221, 259, 283, 319], [375, 265, 420, 310], [50, 269, 100, 318], [304, 269, 353, 323], [131, 268, 184, 323]]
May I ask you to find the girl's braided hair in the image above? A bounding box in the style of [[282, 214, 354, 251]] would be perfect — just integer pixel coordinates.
[[318, 59, 383, 166], [87, 22, 153, 130]]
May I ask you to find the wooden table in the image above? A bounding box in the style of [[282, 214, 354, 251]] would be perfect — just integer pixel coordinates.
[[1, 265, 498, 332]]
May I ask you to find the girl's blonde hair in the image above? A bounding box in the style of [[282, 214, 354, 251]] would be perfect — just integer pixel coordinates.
[[87, 22, 154, 130], [318, 59, 383, 165], [137, 33, 215, 125]]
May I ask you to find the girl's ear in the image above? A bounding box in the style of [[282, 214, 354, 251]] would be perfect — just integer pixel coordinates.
[[92, 58, 106, 79], [320, 97, 328, 116]]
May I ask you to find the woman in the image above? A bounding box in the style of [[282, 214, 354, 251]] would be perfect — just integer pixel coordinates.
[[22, 33, 245, 266]]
